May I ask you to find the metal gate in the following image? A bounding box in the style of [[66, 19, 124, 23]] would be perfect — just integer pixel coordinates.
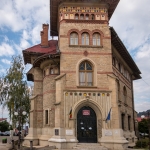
[[77, 106, 97, 143]]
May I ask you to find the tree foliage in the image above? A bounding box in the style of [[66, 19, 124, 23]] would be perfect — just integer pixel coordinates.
[[0, 55, 30, 128], [0, 121, 10, 132], [138, 118, 149, 134]]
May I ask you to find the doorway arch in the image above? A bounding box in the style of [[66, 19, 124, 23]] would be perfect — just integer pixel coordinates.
[[77, 106, 97, 143]]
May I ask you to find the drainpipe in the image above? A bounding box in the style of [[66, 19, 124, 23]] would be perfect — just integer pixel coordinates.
[[131, 75, 136, 135]]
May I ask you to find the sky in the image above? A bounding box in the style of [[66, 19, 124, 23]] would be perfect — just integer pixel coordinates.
[[0, 0, 150, 120]]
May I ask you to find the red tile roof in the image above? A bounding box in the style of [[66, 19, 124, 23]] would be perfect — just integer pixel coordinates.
[[23, 40, 58, 64], [0, 118, 7, 122], [136, 117, 148, 122]]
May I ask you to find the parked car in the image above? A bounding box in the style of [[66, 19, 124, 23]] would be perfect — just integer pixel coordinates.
[[0, 131, 5, 136], [3, 131, 10, 136], [139, 132, 149, 137]]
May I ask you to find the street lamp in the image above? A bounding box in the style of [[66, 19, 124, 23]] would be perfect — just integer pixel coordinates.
[[148, 112, 150, 150], [14, 107, 27, 150]]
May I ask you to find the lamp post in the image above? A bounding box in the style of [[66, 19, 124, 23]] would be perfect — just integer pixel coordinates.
[[148, 112, 150, 150], [141, 115, 146, 138], [14, 107, 26, 150]]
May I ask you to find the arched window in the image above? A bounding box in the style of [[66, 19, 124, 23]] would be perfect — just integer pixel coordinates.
[[121, 66, 124, 74], [115, 59, 119, 69], [50, 66, 59, 75], [82, 32, 89, 45], [117, 81, 120, 100], [112, 57, 116, 66], [123, 86, 127, 103], [70, 32, 78, 45], [93, 33, 100, 46], [118, 63, 121, 72], [75, 14, 79, 19], [85, 14, 89, 20], [80, 14, 84, 20], [124, 68, 127, 77], [79, 61, 93, 86]]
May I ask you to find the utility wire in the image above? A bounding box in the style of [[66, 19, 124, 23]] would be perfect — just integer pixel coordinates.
[[142, 78, 150, 86]]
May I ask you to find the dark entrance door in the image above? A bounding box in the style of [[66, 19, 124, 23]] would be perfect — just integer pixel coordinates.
[[77, 106, 97, 143]]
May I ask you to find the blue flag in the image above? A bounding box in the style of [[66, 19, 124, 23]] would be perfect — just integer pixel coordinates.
[[106, 108, 112, 122]]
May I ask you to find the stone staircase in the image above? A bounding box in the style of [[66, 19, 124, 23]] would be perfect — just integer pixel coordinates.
[[22, 143, 108, 150], [72, 143, 108, 150]]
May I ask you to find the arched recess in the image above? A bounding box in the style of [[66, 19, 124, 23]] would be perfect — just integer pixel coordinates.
[[67, 29, 80, 45], [72, 99, 103, 120], [76, 58, 97, 87], [123, 86, 127, 103], [72, 99, 103, 141]]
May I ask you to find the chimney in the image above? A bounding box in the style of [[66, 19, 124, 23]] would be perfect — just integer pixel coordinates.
[[40, 24, 49, 47]]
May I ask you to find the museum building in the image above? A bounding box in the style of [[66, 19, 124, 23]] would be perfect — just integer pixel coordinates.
[[23, 0, 141, 149]]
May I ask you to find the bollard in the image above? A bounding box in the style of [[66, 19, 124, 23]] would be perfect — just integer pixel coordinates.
[[30, 140, 33, 150], [12, 140, 14, 149]]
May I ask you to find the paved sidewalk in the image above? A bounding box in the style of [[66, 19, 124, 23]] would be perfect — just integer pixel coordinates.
[[0, 143, 9, 150]]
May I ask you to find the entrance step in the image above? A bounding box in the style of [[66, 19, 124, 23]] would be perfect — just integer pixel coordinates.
[[73, 143, 108, 150]]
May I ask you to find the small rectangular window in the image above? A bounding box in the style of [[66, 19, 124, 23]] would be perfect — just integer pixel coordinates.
[[128, 116, 131, 131], [45, 110, 48, 125], [121, 114, 125, 130], [55, 129, 59, 135]]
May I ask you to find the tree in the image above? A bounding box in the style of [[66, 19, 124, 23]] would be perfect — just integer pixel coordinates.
[[138, 118, 149, 135], [0, 55, 30, 129], [0, 121, 10, 132]]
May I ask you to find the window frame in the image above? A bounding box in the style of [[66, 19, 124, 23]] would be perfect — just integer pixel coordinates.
[[49, 66, 60, 75], [121, 113, 125, 130], [92, 33, 101, 46], [123, 86, 127, 103], [44, 109, 49, 125], [79, 61, 93, 86], [70, 32, 78, 45], [81, 32, 90, 45]]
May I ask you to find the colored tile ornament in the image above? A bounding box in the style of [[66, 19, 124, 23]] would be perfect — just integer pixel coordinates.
[[102, 93, 105, 96], [84, 93, 87, 96], [65, 92, 68, 96]]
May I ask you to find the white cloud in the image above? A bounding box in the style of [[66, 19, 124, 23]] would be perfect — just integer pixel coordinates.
[[135, 101, 150, 113], [20, 38, 30, 50], [0, 42, 15, 56], [31, 25, 42, 44], [0, 0, 49, 32], [1, 59, 11, 65], [110, 0, 150, 51], [0, 106, 9, 120], [110, 0, 150, 113], [22, 30, 29, 40]]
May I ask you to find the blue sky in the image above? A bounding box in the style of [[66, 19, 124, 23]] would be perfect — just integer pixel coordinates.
[[0, 0, 150, 120]]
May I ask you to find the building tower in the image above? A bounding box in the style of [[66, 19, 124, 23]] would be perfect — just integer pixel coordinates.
[[23, 0, 141, 150]]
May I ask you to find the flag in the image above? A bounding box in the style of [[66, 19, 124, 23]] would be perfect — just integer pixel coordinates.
[[106, 108, 112, 122], [69, 108, 72, 119]]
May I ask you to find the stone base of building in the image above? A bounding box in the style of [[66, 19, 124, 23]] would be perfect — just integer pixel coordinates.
[[48, 135, 78, 149], [100, 129, 128, 150]]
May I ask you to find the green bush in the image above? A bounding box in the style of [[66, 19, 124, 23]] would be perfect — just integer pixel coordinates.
[[136, 139, 148, 148], [2, 138, 7, 143]]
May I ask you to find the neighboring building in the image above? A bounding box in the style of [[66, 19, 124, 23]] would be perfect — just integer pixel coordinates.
[[0, 118, 7, 122], [136, 117, 148, 122], [23, 0, 141, 150]]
